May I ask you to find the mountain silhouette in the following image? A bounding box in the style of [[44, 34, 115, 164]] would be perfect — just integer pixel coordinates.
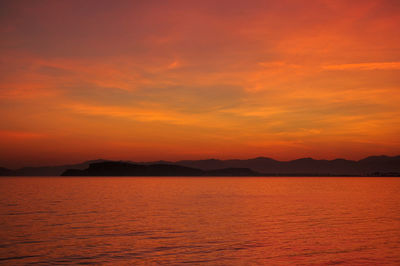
[[61, 162, 261, 177], [170, 156, 400, 176], [1, 155, 399, 176]]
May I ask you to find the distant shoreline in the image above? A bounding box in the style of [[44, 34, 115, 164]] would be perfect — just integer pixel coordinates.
[[1, 155, 399, 177]]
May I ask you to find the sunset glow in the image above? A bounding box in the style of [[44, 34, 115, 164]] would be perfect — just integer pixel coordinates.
[[1, 0, 399, 167]]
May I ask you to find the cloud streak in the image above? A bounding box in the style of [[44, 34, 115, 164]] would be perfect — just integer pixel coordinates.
[[323, 62, 400, 70], [0, 0, 399, 166]]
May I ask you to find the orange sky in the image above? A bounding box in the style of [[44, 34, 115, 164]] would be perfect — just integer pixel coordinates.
[[1, 0, 399, 168]]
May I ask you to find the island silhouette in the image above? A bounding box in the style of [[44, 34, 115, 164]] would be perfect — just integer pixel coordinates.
[[1, 155, 399, 176], [61, 162, 260, 177]]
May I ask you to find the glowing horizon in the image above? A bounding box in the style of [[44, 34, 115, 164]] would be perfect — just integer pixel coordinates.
[[1, 0, 399, 168]]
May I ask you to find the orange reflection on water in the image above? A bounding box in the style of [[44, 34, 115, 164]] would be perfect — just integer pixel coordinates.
[[0, 177, 400, 264]]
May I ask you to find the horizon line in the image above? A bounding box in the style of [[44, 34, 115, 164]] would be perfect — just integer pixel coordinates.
[[3, 154, 400, 170]]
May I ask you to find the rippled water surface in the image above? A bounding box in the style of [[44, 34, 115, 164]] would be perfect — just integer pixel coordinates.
[[1, 177, 400, 265]]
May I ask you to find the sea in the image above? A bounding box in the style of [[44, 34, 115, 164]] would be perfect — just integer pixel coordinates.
[[0, 177, 399, 265]]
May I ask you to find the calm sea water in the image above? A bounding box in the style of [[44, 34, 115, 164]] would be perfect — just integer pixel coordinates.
[[0, 177, 399, 265]]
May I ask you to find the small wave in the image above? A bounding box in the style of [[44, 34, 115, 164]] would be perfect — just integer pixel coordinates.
[[0, 255, 40, 261]]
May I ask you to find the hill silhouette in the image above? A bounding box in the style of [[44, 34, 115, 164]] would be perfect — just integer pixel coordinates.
[[169, 156, 400, 176], [1, 155, 399, 176], [61, 162, 261, 177], [1, 159, 107, 176]]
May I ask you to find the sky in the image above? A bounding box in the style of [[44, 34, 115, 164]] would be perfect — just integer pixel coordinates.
[[0, 0, 399, 168]]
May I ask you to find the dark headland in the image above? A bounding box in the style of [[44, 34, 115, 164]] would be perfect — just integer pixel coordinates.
[[61, 162, 260, 177], [1, 155, 399, 176]]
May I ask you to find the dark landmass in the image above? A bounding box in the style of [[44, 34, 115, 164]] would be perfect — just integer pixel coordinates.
[[0, 167, 13, 176], [205, 167, 260, 176], [61, 162, 262, 177], [1, 159, 106, 176], [1, 155, 399, 176], [170, 156, 400, 176]]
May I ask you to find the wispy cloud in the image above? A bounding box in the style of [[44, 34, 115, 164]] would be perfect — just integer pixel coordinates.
[[65, 103, 189, 125], [0, 130, 45, 139], [323, 62, 400, 70], [1, 0, 400, 165]]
